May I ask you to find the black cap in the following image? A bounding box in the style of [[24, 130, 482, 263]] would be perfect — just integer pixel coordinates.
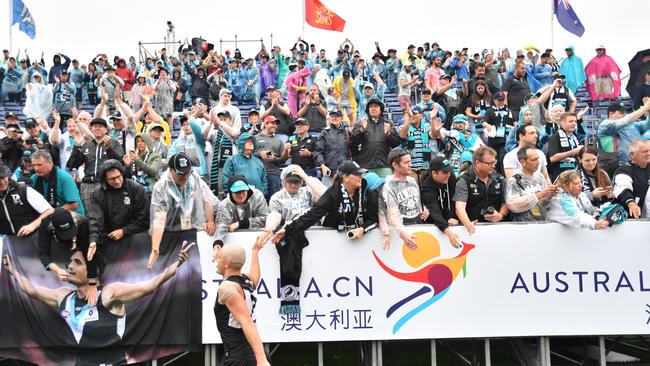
[[440, 74, 452, 80], [109, 110, 123, 120], [0, 165, 12, 178], [494, 91, 506, 100], [25, 118, 37, 127], [295, 118, 309, 125], [342, 70, 351, 78], [50, 208, 78, 241], [90, 118, 108, 127], [5, 112, 17, 120], [59, 69, 68, 74], [285, 172, 303, 183], [192, 97, 206, 105], [607, 102, 626, 114], [337, 160, 367, 176], [5, 123, 21, 131], [429, 156, 453, 173], [168, 152, 193, 175], [104, 65, 115, 71], [553, 74, 566, 80], [216, 110, 231, 118], [265, 85, 277, 91], [328, 110, 342, 117], [248, 109, 259, 115], [408, 44, 416, 49], [422, 88, 432, 94]]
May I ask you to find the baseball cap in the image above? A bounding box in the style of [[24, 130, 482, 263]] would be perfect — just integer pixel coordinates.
[[411, 105, 423, 114], [363, 172, 385, 190], [216, 110, 232, 118], [284, 171, 303, 183], [403, 61, 413, 67], [168, 152, 192, 175], [22, 149, 33, 161], [219, 88, 232, 96], [109, 110, 123, 120], [25, 118, 37, 127], [60, 69, 69, 74], [148, 123, 165, 132], [440, 74, 452, 80], [104, 65, 115, 71], [422, 88, 432, 94], [5, 123, 21, 131], [363, 82, 374, 90], [329, 110, 342, 117], [295, 118, 309, 125], [0, 165, 12, 178], [265, 85, 277, 92], [5, 112, 17, 120], [192, 97, 206, 105], [452, 114, 469, 124], [90, 118, 108, 127], [337, 160, 367, 176], [50, 208, 77, 241], [263, 115, 279, 124], [553, 74, 567, 80], [248, 109, 259, 115], [227, 177, 250, 193], [342, 70, 351, 78], [429, 156, 453, 173], [494, 91, 506, 100]]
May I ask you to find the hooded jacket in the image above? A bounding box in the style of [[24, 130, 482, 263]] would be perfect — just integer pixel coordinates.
[[214, 179, 268, 245], [130, 135, 162, 189], [350, 100, 401, 169], [87, 159, 150, 244], [221, 133, 268, 196], [559, 46, 586, 93], [48, 54, 71, 84], [188, 66, 210, 102], [421, 172, 457, 232], [116, 59, 135, 91]]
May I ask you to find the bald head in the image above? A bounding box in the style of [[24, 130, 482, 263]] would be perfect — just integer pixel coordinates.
[[220, 244, 246, 271]]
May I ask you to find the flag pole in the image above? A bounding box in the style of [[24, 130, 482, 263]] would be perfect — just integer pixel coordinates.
[[301, 0, 305, 39], [9, 0, 13, 53], [550, 0, 554, 51]]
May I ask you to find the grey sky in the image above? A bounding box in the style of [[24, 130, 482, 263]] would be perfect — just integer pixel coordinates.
[[3, 0, 647, 79]]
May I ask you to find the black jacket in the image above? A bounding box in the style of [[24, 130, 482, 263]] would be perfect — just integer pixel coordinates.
[[614, 162, 650, 214], [421, 173, 457, 232], [350, 115, 401, 169], [67, 138, 124, 183], [0, 137, 23, 172], [285, 178, 378, 234], [314, 124, 350, 171], [0, 182, 40, 235], [87, 162, 150, 244]]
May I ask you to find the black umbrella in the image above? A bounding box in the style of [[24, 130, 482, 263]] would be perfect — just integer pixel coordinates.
[[626, 49, 650, 101]]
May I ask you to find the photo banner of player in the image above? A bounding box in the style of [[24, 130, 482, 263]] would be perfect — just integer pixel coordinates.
[[0, 232, 202, 365]]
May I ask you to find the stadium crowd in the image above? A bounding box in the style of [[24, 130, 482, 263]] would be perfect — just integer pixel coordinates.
[[0, 36, 649, 308]]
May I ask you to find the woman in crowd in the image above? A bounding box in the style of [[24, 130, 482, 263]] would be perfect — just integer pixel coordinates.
[[172, 69, 187, 113], [576, 146, 613, 207], [548, 170, 609, 230], [464, 80, 493, 139], [85, 63, 101, 105], [153, 68, 176, 127]]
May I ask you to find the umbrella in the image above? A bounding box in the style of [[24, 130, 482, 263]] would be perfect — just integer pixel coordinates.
[[626, 49, 650, 100]]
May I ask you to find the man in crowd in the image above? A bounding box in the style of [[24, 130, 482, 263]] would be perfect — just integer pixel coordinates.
[[454, 146, 508, 234], [255, 116, 289, 199], [222, 132, 268, 197], [502, 62, 531, 121], [547, 112, 583, 181], [0, 164, 53, 236], [67, 118, 124, 209], [287, 118, 317, 176], [505, 145, 557, 222], [297, 84, 328, 133], [214, 176, 268, 247], [259, 86, 293, 143], [503, 124, 550, 182], [399, 105, 435, 185], [382, 148, 430, 249], [0, 121, 24, 171], [351, 98, 401, 178], [87, 160, 150, 251], [314, 110, 350, 187], [420, 156, 461, 248], [597, 97, 650, 164], [147, 152, 217, 269], [31, 150, 84, 214], [614, 139, 650, 219]]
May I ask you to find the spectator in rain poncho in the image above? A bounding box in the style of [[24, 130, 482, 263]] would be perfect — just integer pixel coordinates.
[[584, 46, 622, 100], [23, 72, 53, 120], [559, 46, 586, 93]]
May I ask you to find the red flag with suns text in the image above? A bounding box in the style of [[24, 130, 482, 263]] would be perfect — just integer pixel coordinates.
[[305, 0, 346, 32]]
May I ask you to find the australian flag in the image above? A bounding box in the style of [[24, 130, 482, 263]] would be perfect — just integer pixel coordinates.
[[12, 0, 36, 39], [554, 0, 585, 37]]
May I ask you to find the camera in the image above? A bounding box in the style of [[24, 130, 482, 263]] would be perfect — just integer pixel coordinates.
[[481, 206, 496, 216], [347, 230, 355, 239]]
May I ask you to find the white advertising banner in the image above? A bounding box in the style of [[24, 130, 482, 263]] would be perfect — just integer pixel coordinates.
[[198, 221, 650, 343]]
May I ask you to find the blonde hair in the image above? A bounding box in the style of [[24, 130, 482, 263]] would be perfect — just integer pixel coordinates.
[[556, 170, 580, 191]]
